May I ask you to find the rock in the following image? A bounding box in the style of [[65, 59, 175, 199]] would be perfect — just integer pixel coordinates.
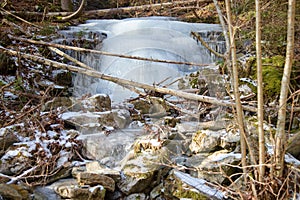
[[77, 172, 115, 192], [42, 97, 72, 111], [72, 94, 112, 112], [125, 193, 147, 200], [0, 148, 33, 175], [287, 130, 300, 160], [79, 129, 144, 162], [0, 125, 20, 156], [112, 109, 132, 129], [164, 139, 190, 157], [195, 150, 242, 184], [175, 122, 199, 134], [150, 183, 164, 199], [60, 111, 116, 133], [117, 147, 170, 195], [189, 130, 222, 153], [54, 178, 106, 200], [52, 69, 72, 86], [0, 184, 31, 200], [85, 161, 121, 182], [56, 185, 106, 200], [163, 170, 224, 200], [33, 186, 62, 200]]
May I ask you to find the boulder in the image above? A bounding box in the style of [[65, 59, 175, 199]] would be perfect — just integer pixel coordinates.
[[125, 193, 147, 200], [76, 172, 115, 192], [72, 94, 111, 112], [54, 179, 106, 200], [0, 184, 31, 200], [287, 130, 300, 160], [79, 129, 144, 162], [0, 125, 20, 156], [189, 130, 222, 153], [163, 170, 224, 200], [194, 150, 242, 184], [117, 147, 170, 195]]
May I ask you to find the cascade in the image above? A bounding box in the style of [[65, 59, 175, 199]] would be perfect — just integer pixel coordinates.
[[59, 17, 226, 102]]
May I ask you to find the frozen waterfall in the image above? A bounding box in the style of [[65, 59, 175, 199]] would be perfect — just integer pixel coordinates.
[[59, 17, 225, 102]]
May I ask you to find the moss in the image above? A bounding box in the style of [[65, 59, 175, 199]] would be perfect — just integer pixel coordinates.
[[247, 55, 284, 102], [171, 178, 208, 200]]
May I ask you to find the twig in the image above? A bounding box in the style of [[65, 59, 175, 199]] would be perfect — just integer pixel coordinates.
[[9, 35, 210, 67], [0, 46, 257, 112]]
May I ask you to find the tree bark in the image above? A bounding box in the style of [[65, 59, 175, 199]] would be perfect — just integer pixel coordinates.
[[275, 0, 296, 177], [255, 0, 265, 182]]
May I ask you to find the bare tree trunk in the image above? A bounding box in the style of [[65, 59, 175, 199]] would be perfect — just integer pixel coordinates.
[[275, 0, 296, 177], [255, 0, 265, 182], [224, 1, 257, 197], [224, 0, 248, 177]]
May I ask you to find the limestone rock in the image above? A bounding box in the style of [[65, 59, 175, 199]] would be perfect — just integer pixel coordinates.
[[0, 184, 30, 200], [163, 170, 224, 200], [85, 161, 121, 182], [79, 129, 144, 162], [52, 69, 72, 86], [72, 94, 111, 112], [125, 193, 147, 200], [112, 109, 132, 129], [77, 172, 115, 192], [195, 150, 242, 184], [189, 130, 221, 153], [54, 179, 106, 200], [118, 147, 169, 195], [43, 97, 72, 111], [60, 111, 116, 133], [287, 130, 300, 160], [56, 184, 105, 200], [0, 126, 20, 156]]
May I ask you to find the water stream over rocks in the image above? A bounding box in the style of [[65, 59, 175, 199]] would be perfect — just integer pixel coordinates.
[[0, 17, 256, 200]]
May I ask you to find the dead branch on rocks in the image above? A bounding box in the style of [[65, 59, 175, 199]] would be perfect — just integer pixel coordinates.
[[0, 46, 257, 112], [4, 0, 213, 20]]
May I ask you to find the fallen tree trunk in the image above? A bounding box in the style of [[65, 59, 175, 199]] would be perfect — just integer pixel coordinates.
[[3, 0, 212, 21], [0, 46, 257, 112]]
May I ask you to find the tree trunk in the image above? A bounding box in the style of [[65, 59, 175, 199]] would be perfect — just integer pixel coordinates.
[[255, 0, 265, 182], [224, 0, 248, 180], [275, 0, 296, 177]]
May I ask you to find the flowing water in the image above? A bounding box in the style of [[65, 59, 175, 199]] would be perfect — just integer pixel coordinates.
[[58, 17, 226, 102]]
